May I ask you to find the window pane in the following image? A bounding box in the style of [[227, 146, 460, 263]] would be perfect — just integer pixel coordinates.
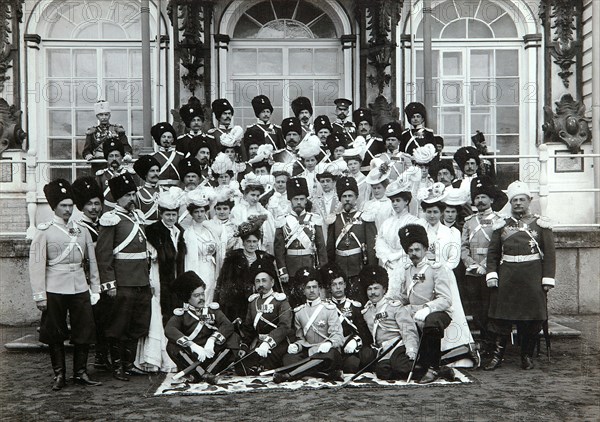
[[496, 134, 518, 155], [131, 110, 143, 136], [75, 110, 96, 136], [257, 49, 283, 75], [442, 52, 462, 76], [126, 80, 143, 107], [495, 78, 519, 105], [476, 4, 504, 24], [110, 110, 128, 128], [314, 80, 339, 107], [441, 20, 466, 38], [78, 23, 99, 38], [455, 1, 478, 18], [287, 80, 315, 105], [104, 50, 128, 78], [232, 49, 257, 75], [259, 81, 284, 107], [104, 80, 129, 106], [470, 50, 492, 77], [76, 81, 100, 107], [289, 48, 313, 75], [471, 80, 493, 106], [47, 80, 71, 107], [48, 50, 71, 77], [496, 50, 518, 76], [234, 15, 261, 38], [102, 22, 127, 39], [314, 49, 338, 75], [468, 19, 493, 38], [130, 50, 142, 77], [232, 80, 259, 108], [441, 81, 463, 104], [441, 135, 461, 149], [48, 111, 72, 136], [471, 107, 491, 133], [49, 139, 72, 159], [74, 50, 96, 77], [416, 19, 444, 39], [433, 1, 458, 24], [490, 14, 518, 37], [497, 106, 519, 134], [441, 108, 464, 134]]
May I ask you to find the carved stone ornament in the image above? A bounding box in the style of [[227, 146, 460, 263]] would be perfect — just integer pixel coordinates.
[[542, 94, 591, 153], [0, 0, 23, 93], [548, 0, 580, 88], [0, 98, 27, 155]]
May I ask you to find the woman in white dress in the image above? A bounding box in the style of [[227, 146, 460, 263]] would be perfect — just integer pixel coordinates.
[[361, 160, 394, 230], [376, 178, 426, 298], [418, 182, 477, 367], [183, 189, 220, 302]]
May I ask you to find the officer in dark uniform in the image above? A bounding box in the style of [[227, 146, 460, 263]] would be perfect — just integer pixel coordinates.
[[321, 262, 371, 373], [353, 108, 385, 173], [177, 97, 216, 159], [331, 98, 356, 145], [326, 176, 377, 303], [247, 95, 285, 150], [274, 177, 328, 307], [29, 179, 101, 390], [165, 271, 239, 384], [95, 173, 152, 381], [95, 138, 138, 212], [208, 98, 245, 160], [150, 122, 185, 188], [400, 102, 436, 155], [291, 96, 313, 141], [237, 260, 293, 374], [313, 115, 333, 162], [133, 155, 162, 225], [272, 117, 302, 167]]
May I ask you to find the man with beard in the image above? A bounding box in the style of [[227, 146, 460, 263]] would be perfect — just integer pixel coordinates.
[[95, 138, 138, 212], [133, 155, 162, 225], [72, 176, 112, 372], [176, 97, 216, 158], [274, 177, 327, 307], [326, 176, 377, 303], [237, 260, 293, 375], [272, 117, 302, 167], [321, 262, 371, 374], [30, 179, 102, 390], [290, 96, 313, 141], [399, 102, 436, 155], [247, 95, 285, 150], [208, 98, 244, 159], [331, 98, 356, 145], [313, 115, 333, 162], [461, 176, 507, 356], [150, 122, 185, 187], [96, 173, 152, 381], [353, 108, 385, 173]]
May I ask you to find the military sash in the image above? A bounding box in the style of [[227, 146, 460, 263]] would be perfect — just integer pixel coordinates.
[[335, 211, 363, 249], [284, 214, 313, 250], [302, 304, 325, 337], [113, 211, 146, 255], [253, 296, 277, 330], [47, 224, 84, 266], [157, 150, 180, 180]]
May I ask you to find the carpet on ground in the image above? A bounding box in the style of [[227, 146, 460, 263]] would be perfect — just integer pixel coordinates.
[[152, 370, 472, 396]]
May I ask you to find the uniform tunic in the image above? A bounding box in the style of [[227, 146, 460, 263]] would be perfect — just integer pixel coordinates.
[[82, 123, 132, 161], [332, 119, 356, 145], [136, 183, 162, 225], [399, 127, 436, 155], [311, 191, 340, 243], [360, 134, 386, 172], [486, 215, 556, 320], [95, 167, 138, 212], [247, 122, 285, 150], [176, 132, 216, 158], [151, 147, 185, 186]]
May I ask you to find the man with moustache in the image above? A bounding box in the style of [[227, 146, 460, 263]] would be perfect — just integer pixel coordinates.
[[150, 122, 185, 187], [460, 176, 507, 356], [133, 155, 162, 225], [399, 102, 436, 155], [95, 138, 138, 212], [331, 98, 356, 145], [272, 117, 303, 167], [353, 108, 385, 173], [376, 122, 412, 182], [326, 176, 377, 303], [96, 173, 152, 381], [274, 177, 327, 307], [237, 260, 293, 375], [247, 95, 285, 150], [72, 176, 113, 371], [208, 98, 244, 159], [176, 97, 216, 158], [321, 263, 371, 374], [29, 179, 101, 390], [290, 96, 314, 141]]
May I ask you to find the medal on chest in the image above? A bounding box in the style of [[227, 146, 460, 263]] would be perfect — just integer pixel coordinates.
[[259, 303, 274, 314], [375, 311, 388, 321], [412, 273, 426, 282]]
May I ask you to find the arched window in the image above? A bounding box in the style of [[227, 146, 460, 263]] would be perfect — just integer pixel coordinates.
[[225, 0, 347, 127], [406, 0, 528, 188]]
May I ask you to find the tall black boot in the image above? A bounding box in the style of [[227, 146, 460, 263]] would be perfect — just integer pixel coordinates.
[[94, 339, 112, 371], [417, 336, 442, 384], [73, 344, 102, 386], [521, 335, 535, 370], [483, 335, 507, 371], [49, 343, 66, 391], [110, 341, 129, 381], [123, 340, 142, 375]]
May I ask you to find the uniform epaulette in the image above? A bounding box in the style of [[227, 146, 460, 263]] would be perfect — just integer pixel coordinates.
[[492, 219, 507, 230], [132, 209, 145, 220], [273, 292, 287, 301], [37, 221, 53, 231], [173, 308, 184, 316], [464, 214, 476, 221], [429, 261, 443, 269], [208, 302, 220, 310], [424, 127, 434, 133], [207, 128, 218, 134], [95, 169, 105, 176], [323, 302, 336, 310], [294, 304, 305, 312], [247, 293, 259, 302], [205, 133, 215, 139], [401, 128, 410, 134], [99, 212, 120, 227], [361, 301, 374, 314], [86, 126, 95, 135], [309, 212, 323, 225], [348, 299, 362, 308], [126, 167, 136, 174], [535, 215, 554, 229], [274, 124, 281, 128], [387, 300, 403, 307]]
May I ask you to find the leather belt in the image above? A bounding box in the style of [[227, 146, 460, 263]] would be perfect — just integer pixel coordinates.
[[336, 247, 362, 257], [157, 179, 180, 186], [50, 262, 83, 272], [286, 249, 313, 256], [474, 248, 488, 254], [502, 253, 540, 263], [115, 252, 148, 260]]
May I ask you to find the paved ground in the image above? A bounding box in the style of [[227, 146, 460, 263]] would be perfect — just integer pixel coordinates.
[[0, 315, 598, 422]]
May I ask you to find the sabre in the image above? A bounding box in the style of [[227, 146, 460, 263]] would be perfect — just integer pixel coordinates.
[[406, 329, 425, 383], [215, 350, 256, 376]]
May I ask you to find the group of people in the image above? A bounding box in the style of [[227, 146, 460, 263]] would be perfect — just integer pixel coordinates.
[[29, 95, 556, 390]]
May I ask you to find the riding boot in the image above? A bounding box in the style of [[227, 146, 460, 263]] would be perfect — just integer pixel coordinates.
[[483, 336, 507, 371], [49, 343, 66, 391], [520, 336, 535, 370], [93, 340, 112, 371], [123, 340, 142, 375], [73, 344, 102, 386], [110, 341, 129, 381]]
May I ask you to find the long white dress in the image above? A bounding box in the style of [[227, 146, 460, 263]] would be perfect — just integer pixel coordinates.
[[204, 216, 237, 275], [361, 197, 394, 231], [184, 220, 220, 302], [375, 210, 425, 298], [425, 222, 474, 367], [230, 198, 276, 254]]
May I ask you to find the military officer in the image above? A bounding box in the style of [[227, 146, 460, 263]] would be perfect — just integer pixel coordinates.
[[165, 271, 239, 384], [95, 138, 138, 212], [359, 265, 418, 380], [353, 108, 385, 173], [377, 122, 413, 182], [272, 117, 302, 167], [247, 95, 285, 150], [237, 260, 293, 374], [331, 98, 356, 145], [150, 122, 185, 187], [133, 155, 162, 225], [82, 100, 132, 173], [95, 173, 152, 381], [274, 177, 327, 307], [326, 176, 377, 303], [291, 96, 313, 140], [313, 115, 333, 162], [452, 146, 481, 192], [274, 267, 344, 383], [177, 97, 216, 159], [29, 179, 101, 390], [484, 181, 556, 371], [208, 98, 244, 160], [399, 102, 436, 155], [321, 262, 371, 373]]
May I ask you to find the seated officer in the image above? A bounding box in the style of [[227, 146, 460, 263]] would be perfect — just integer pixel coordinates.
[[320, 262, 371, 374], [359, 265, 418, 381], [274, 267, 344, 383], [237, 260, 293, 375], [165, 271, 239, 384]]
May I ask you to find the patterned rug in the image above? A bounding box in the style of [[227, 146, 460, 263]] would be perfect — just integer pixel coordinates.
[[153, 370, 472, 396]]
